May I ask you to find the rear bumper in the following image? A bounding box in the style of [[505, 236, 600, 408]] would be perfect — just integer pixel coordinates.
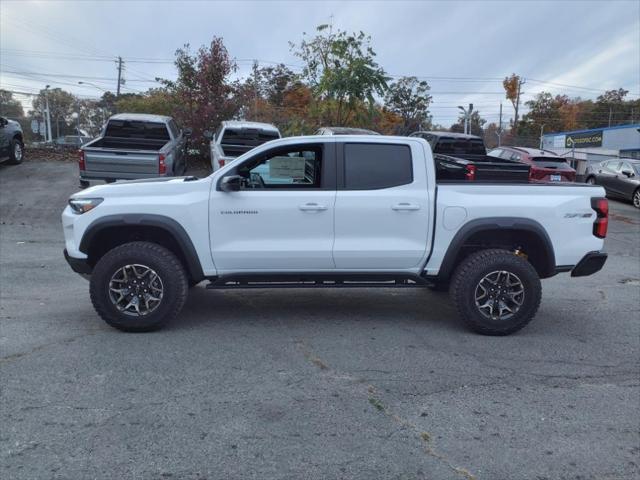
[[80, 172, 165, 181], [64, 249, 93, 276], [571, 251, 607, 277]]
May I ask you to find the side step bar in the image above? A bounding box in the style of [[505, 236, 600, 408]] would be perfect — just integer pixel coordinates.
[[206, 273, 431, 289]]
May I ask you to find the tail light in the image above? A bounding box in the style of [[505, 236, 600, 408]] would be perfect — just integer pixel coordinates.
[[159, 154, 166, 174], [465, 164, 476, 181], [218, 159, 225, 168], [591, 197, 608, 238], [78, 149, 86, 171]]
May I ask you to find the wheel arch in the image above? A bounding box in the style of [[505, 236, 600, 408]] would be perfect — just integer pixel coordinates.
[[79, 214, 204, 282], [436, 217, 556, 281]]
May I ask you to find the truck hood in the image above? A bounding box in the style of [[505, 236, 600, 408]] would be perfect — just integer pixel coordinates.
[[70, 176, 208, 200]]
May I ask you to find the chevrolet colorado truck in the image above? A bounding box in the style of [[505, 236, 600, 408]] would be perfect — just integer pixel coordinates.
[[62, 135, 609, 335]]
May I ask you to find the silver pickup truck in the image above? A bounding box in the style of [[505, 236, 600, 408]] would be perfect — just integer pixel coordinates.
[[79, 113, 191, 187]]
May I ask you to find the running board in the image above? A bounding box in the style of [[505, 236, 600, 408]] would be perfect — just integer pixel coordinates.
[[206, 273, 431, 289]]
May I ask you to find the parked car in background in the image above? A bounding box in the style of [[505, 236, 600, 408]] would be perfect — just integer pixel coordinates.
[[585, 158, 640, 208], [315, 126, 380, 135], [488, 146, 576, 182], [0, 116, 25, 165], [56, 135, 93, 148], [205, 121, 280, 172], [410, 131, 530, 182], [79, 113, 191, 188]]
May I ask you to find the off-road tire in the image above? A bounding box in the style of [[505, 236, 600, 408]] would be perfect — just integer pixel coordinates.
[[7, 138, 24, 165], [450, 249, 542, 336], [90, 241, 188, 332]]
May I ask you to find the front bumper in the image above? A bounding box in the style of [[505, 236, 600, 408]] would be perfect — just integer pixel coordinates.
[[571, 251, 607, 277], [64, 249, 93, 276]]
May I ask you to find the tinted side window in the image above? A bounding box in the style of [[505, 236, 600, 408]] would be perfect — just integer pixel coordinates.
[[344, 143, 412, 190]]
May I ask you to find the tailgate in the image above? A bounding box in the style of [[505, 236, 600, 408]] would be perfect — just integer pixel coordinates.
[[84, 148, 159, 175]]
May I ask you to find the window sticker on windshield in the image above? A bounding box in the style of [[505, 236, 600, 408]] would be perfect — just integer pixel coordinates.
[[269, 156, 306, 179]]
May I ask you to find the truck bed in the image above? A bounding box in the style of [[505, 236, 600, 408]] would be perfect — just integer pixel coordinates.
[[435, 153, 531, 182]]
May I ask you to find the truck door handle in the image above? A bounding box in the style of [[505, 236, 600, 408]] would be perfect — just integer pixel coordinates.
[[299, 202, 327, 212], [392, 202, 420, 211]]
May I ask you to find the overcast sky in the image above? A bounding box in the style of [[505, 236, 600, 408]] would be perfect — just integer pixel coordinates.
[[1, 0, 638, 126]]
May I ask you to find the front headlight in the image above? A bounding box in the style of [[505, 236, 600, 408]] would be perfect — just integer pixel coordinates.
[[69, 198, 103, 214]]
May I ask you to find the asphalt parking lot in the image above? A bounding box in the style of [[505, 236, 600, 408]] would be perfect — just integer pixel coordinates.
[[1, 159, 639, 480]]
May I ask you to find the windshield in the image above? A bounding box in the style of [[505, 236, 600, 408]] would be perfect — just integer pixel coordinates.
[[532, 156, 567, 163]]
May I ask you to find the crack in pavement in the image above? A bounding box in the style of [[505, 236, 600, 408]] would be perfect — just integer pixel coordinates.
[[295, 339, 477, 480], [0, 330, 104, 365]]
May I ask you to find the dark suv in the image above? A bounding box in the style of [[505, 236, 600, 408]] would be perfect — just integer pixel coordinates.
[[0, 116, 24, 165], [488, 146, 576, 182]]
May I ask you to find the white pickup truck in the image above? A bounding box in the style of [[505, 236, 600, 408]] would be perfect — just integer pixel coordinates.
[[62, 135, 609, 335]]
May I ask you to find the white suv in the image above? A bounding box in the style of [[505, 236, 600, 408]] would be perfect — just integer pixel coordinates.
[[205, 121, 280, 171]]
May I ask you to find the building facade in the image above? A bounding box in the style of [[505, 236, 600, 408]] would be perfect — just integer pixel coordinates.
[[542, 124, 640, 161]]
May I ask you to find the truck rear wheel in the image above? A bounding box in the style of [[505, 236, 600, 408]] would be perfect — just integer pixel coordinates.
[[450, 249, 541, 335], [89, 241, 188, 332]]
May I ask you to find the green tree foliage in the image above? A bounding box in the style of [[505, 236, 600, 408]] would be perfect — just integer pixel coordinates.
[[32, 88, 76, 138], [0, 90, 24, 118], [159, 38, 238, 153], [517, 89, 640, 141], [115, 89, 178, 117], [291, 24, 389, 125], [383, 76, 432, 134]]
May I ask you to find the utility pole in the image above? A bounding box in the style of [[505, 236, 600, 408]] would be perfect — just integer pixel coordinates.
[[513, 79, 524, 132], [608, 106, 612, 127], [539, 124, 545, 149], [44, 85, 52, 143], [497, 102, 503, 147], [253, 60, 259, 121], [116, 56, 123, 97]]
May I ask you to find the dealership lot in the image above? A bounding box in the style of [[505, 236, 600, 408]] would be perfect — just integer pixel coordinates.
[[1, 160, 639, 479]]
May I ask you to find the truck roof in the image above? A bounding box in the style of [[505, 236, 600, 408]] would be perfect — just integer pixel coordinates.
[[222, 120, 280, 131], [110, 113, 173, 123]]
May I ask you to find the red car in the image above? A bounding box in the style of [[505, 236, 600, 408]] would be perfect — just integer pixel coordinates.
[[488, 146, 576, 182]]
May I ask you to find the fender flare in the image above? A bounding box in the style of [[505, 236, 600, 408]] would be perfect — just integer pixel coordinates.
[[436, 217, 556, 280], [79, 214, 204, 281]]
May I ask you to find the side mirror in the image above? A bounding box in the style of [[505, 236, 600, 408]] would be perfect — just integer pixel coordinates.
[[622, 170, 633, 178], [203, 130, 214, 140], [220, 175, 242, 192], [183, 127, 192, 137]]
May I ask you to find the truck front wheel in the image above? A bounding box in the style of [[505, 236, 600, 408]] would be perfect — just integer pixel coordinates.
[[450, 249, 542, 335], [89, 241, 188, 332]]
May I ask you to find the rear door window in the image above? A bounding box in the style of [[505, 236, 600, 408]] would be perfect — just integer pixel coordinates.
[[343, 143, 413, 190]]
